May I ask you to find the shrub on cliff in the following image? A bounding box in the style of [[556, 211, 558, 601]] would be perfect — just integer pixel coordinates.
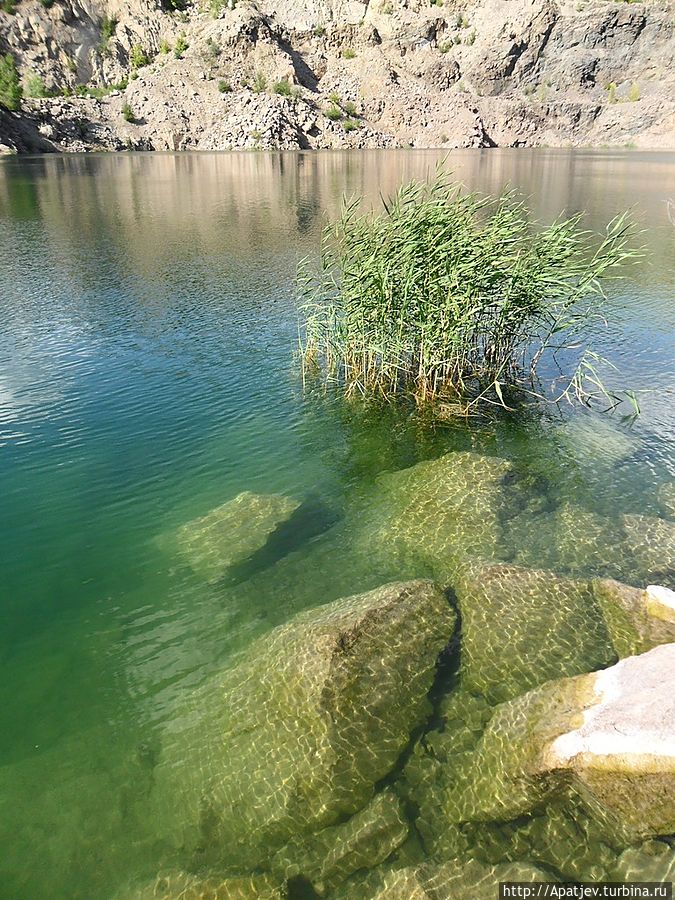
[[298, 171, 639, 411], [0, 53, 22, 111]]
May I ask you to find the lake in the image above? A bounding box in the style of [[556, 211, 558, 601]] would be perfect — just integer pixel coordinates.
[[0, 149, 674, 898]]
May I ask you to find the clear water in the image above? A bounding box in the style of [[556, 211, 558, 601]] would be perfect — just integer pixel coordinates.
[[0, 149, 674, 899]]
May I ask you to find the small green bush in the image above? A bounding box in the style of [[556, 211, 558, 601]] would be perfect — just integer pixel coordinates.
[[218, 79, 232, 92], [122, 102, 135, 122], [100, 15, 118, 44], [273, 78, 292, 96], [606, 81, 617, 103], [252, 70, 267, 93], [313, 24, 326, 36], [159, 38, 171, 54], [343, 100, 358, 117], [326, 103, 343, 120], [342, 48, 356, 59], [0, 53, 22, 110], [343, 118, 359, 131], [174, 33, 188, 58], [130, 44, 150, 69], [465, 29, 476, 45], [0, 0, 17, 13], [25, 73, 48, 98], [627, 82, 640, 102]]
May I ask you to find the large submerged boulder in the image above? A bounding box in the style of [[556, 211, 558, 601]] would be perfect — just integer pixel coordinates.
[[593, 579, 675, 657], [131, 872, 284, 899], [445, 643, 675, 840], [335, 859, 554, 900], [174, 490, 301, 582], [272, 788, 408, 895], [360, 451, 515, 584], [622, 513, 675, 587], [150, 580, 455, 869], [455, 563, 615, 704]]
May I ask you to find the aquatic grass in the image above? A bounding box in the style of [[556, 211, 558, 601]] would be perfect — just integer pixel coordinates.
[[298, 172, 639, 411]]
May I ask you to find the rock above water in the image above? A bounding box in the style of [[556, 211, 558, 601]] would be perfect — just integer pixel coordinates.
[[594, 579, 675, 657], [450, 643, 675, 840], [455, 563, 615, 704], [175, 490, 300, 582], [150, 580, 455, 869]]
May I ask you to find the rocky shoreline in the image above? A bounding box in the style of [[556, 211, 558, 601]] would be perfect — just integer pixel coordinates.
[[1, 0, 674, 153]]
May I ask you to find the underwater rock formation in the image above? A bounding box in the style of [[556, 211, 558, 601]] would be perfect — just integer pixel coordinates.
[[272, 788, 408, 895], [334, 858, 555, 899], [455, 563, 615, 704], [658, 482, 675, 520], [361, 451, 515, 584], [440, 643, 675, 839], [150, 580, 455, 869], [622, 513, 675, 587], [134, 872, 284, 899], [174, 490, 300, 582], [507, 502, 629, 580], [594, 579, 675, 657]]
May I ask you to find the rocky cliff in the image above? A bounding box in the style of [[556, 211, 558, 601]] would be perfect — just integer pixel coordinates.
[[1, 0, 673, 152]]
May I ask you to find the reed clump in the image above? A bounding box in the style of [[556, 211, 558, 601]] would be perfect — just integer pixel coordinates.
[[298, 173, 638, 411]]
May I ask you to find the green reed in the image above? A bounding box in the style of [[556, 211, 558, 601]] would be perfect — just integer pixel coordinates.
[[297, 173, 639, 411]]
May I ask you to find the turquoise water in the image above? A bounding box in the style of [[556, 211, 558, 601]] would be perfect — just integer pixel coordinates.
[[0, 150, 674, 898]]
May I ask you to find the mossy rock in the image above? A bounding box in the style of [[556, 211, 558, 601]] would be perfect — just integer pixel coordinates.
[[272, 789, 408, 895], [622, 513, 675, 587], [507, 502, 629, 580], [174, 490, 301, 582], [593, 579, 675, 657], [611, 840, 675, 882], [455, 563, 615, 704], [336, 859, 554, 899], [150, 581, 455, 869], [359, 451, 515, 585], [658, 482, 675, 520], [443, 644, 675, 839], [131, 872, 284, 899]]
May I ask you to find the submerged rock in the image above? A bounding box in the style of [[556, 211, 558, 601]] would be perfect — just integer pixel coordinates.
[[150, 580, 455, 868], [174, 490, 301, 582], [445, 643, 675, 840], [594, 579, 675, 657], [455, 563, 615, 704], [622, 513, 675, 586], [361, 451, 514, 584], [132, 872, 283, 899], [611, 840, 675, 883], [336, 859, 554, 899], [658, 482, 675, 520], [507, 502, 628, 580], [272, 789, 408, 895]]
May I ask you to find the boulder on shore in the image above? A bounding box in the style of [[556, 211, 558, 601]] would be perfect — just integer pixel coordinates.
[[150, 580, 455, 869]]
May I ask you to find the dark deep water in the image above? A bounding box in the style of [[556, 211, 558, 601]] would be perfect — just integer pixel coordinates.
[[0, 149, 674, 898]]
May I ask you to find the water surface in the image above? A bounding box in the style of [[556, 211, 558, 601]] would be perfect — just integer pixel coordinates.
[[0, 149, 674, 898]]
